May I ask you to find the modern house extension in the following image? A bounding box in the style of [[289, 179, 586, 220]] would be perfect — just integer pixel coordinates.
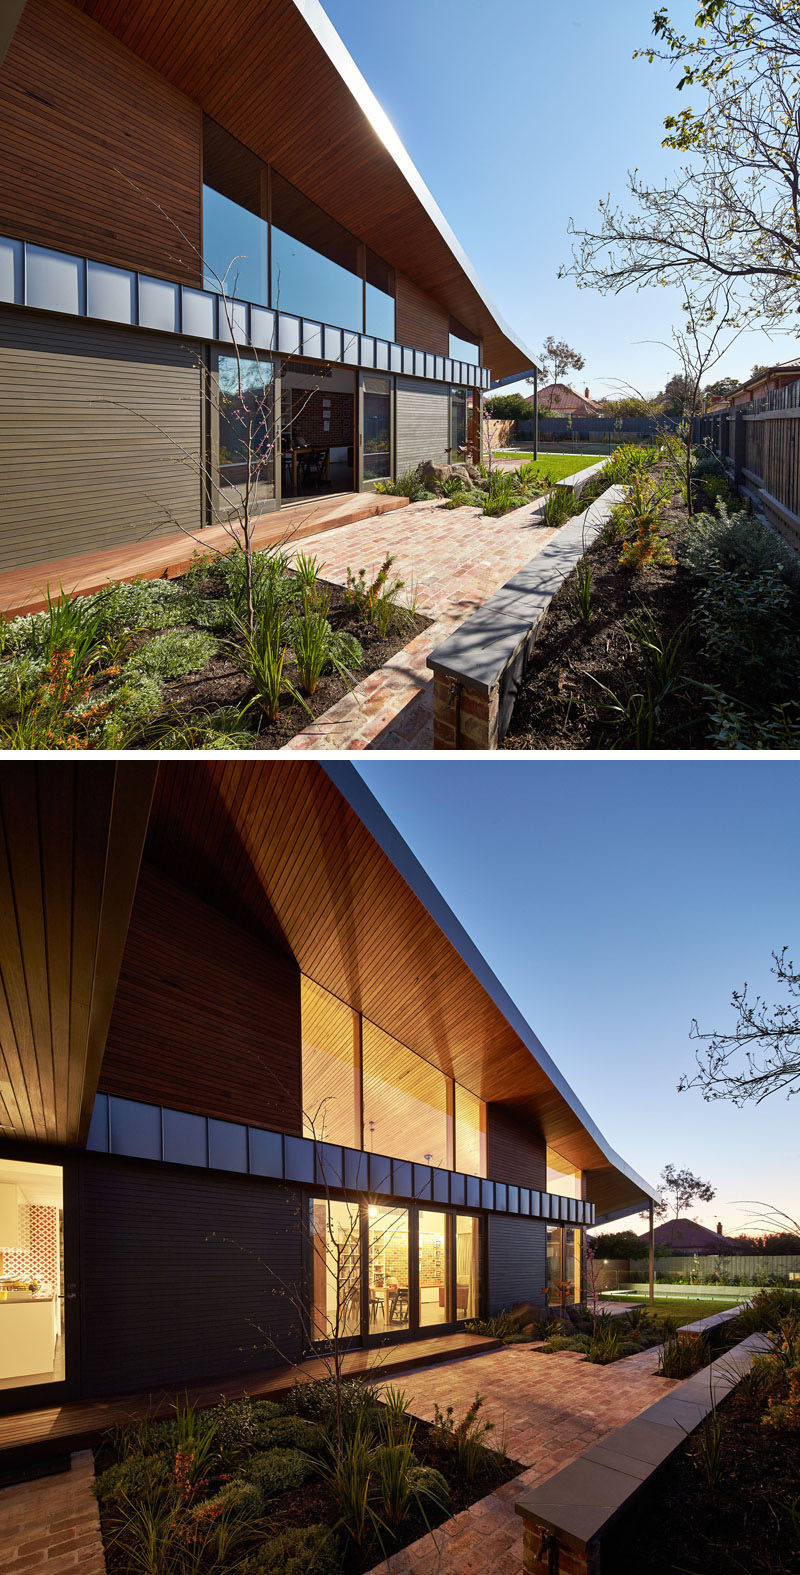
[[0, 760, 657, 1418], [0, 0, 536, 577]]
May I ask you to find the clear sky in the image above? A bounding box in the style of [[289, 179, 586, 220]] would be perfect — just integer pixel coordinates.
[[355, 760, 799, 1238], [322, 0, 798, 398]]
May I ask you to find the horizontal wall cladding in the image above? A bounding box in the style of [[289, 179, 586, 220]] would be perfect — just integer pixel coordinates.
[[78, 1156, 302, 1394], [0, 308, 203, 571], [396, 377, 449, 472], [0, 0, 202, 285], [486, 1103, 546, 1190], [100, 862, 303, 1136], [395, 275, 449, 356], [488, 1213, 547, 1313]]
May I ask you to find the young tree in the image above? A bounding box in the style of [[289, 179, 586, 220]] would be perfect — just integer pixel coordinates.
[[485, 392, 532, 420], [539, 336, 586, 402], [703, 376, 740, 399], [564, 2, 800, 328], [682, 946, 800, 1103], [651, 1163, 716, 1222]]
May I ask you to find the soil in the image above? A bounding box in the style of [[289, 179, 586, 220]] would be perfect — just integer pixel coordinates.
[[603, 1383, 800, 1574], [502, 469, 714, 750]]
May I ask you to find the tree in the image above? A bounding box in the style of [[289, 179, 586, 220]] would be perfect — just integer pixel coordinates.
[[564, 2, 800, 327], [539, 336, 585, 401], [703, 376, 740, 398], [596, 396, 653, 417], [651, 1163, 716, 1222], [484, 392, 532, 420], [587, 1229, 645, 1259], [681, 946, 800, 1103], [658, 373, 691, 417]]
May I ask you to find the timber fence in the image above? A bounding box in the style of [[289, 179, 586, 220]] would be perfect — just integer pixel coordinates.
[[696, 377, 800, 553]]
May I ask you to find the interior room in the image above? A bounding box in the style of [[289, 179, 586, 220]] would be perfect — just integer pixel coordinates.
[[280, 364, 355, 499], [0, 1157, 63, 1390]]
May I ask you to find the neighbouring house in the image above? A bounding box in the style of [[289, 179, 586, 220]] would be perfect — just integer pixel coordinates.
[[636, 1218, 740, 1254], [707, 358, 800, 411], [0, 760, 658, 1416], [0, 0, 536, 576], [529, 384, 603, 416]]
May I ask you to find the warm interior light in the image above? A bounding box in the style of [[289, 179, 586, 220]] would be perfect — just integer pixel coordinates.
[[368, 1205, 377, 1217]]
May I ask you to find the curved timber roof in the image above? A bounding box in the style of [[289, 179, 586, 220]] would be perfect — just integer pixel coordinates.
[[67, 0, 535, 379]]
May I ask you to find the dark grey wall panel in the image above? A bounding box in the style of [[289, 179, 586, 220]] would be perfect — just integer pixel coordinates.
[[78, 1156, 302, 1395], [396, 377, 448, 472], [487, 1213, 546, 1314], [486, 1103, 546, 1190], [0, 307, 203, 571]]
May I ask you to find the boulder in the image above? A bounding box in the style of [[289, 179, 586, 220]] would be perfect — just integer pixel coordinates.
[[415, 460, 454, 494]]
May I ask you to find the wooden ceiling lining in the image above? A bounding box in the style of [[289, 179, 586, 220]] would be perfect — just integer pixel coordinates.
[[0, 763, 156, 1146], [67, 0, 527, 374]]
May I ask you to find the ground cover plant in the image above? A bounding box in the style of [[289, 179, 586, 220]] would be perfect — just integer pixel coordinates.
[[92, 1382, 519, 1575], [376, 454, 602, 519], [0, 547, 427, 751], [502, 443, 800, 750], [601, 1296, 746, 1320], [601, 1288, 800, 1573]]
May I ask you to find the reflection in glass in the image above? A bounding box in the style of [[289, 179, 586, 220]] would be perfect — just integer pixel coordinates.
[[203, 186, 269, 306], [546, 1148, 582, 1198], [301, 977, 360, 1149], [449, 386, 468, 458], [362, 1021, 451, 1168], [419, 1210, 450, 1325], [0, 1157, 64, 1391], [309, 1198, 361, 1342], [565, 1226, 581, 1304], [271, 171, 362, 331], [455, 1215, 480, 1319], [545, 1224, 563, 1306], [362, 375, 391, 481], [449, 329, 480, 366], [368, 1206, 409, 1333], [366, 250, 395, 340], [545, 1224, 580, 1305], [454, 1086, 486, 1177], [217, 354, 275, 503]]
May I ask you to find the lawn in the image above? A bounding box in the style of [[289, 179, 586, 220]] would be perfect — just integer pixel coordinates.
[[602, 1296, 746, 1319], [495, 452, 603, 480]]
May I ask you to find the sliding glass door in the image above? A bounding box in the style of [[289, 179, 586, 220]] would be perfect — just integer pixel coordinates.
[[0, 1154, 79, 1413], [359, 373, 393, 489]]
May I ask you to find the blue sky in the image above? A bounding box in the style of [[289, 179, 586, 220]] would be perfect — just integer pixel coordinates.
[[356, 761, 800, 1236], [323, 0, 798, 398]]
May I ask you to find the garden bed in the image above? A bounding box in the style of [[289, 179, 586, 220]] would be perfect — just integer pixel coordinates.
[[0, 549, 429, 750], [92, 1381, 521, 1575], [501, 446, 800, 750]]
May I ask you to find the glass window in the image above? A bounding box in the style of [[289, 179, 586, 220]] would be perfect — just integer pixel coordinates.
[[362, 374, 392, 481], [362, 1020, 451, 1168], [0, 1158, 64, 1391], [545, 1224, 563, 1306], [309, 1198, 361, 1342], [455, 1215, 480, 1319], [546, 1148, 582, 1199], [454, 1086, 486, 1177], [449, 386, 468, 458], [365, 250, 395, 340], [217, 353, 275, 504], [203, 186, 269, 306], [418, 1210, 450, 1325], [449, 325, 480, 366], [565, 1226, 581, 1304], [271, 171, 363, 331], [301, 977, 360, 1149], [368, 1205, 409, 1333], [545, 1225, 581, 1306]]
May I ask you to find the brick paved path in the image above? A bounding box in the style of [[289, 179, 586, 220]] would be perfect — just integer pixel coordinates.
[[0, 1450, 105, 1574], [370, 1343, 677, 1574], [281, 497, 556, 750]]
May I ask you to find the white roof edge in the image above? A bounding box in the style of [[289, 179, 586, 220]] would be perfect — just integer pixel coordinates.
[[324, 762, 659, 1208], [291, 0, 537, 370]]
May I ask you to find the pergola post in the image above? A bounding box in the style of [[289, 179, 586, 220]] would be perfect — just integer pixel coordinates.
[[532, 367, 539, 459], [648, 1201, 655, 1305]]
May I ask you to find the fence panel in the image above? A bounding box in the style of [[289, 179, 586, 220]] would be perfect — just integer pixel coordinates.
[[698, 379, 800, 552], [628, 1252, 800, 1283]]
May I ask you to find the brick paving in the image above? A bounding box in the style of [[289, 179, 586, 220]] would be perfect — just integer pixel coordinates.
[[281, 497, 557, 750], [0, 1450, 105, 1574], [369, 1343, 677, 1574]]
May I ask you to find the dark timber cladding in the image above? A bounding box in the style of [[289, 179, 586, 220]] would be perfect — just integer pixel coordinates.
[[0, 0, 202, 281], [100, 864, 302, 1134], [0, 311, 204, 569], [487, 1214, 546, 1316], [486, 1104, 546, 1190], [396, 379, 449, 472], [395, 276, 449, 356], [79, 1157, 303, 1394]]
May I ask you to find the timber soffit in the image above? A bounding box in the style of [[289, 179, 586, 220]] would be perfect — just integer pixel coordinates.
[[65, 0, 537, 380], [325, 762, 659, 1218]]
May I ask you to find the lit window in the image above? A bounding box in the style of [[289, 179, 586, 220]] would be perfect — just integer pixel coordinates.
[[301, 977, 360, 1149], [362, 1020, 451, 1168], [454, 1085, 486, 1177]]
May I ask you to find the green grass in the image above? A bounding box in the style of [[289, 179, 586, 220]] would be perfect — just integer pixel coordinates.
[[601, 1295, 746, 1320], [492, 453, 603, 481]]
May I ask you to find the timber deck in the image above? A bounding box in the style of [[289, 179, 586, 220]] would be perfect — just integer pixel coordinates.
[[0, 1333, 500, 1468], [0, 492, 408, 618]]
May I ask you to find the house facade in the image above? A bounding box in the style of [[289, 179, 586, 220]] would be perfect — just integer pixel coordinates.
[[0, 0, 535, 575], [0, 760, 656, 1415]]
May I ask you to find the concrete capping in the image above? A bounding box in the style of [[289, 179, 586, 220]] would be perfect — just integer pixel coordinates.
[[427, 483, 625, 748], [678, 1303, 748, 1341], [516, 1331, 769, 1571], [553, 458, 609, 497]]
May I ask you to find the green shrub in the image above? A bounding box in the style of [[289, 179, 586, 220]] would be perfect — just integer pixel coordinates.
[[406, 1464, 450, 1512], [542, 1333, 589, 1354], [295, 1376, 380, 1440], [604, 444, 654, 485], [93, 1453, 171, 1511], [212, 1395, 285, 1453], [246, 1446, 318, 1502], [240, 1524, 343, 1575], [542, 486, 574, 528], [91, 577, 191, 634], [129, 627, 217, 681], [188, 1477, 261, 1519], [680, 501, 797, 582], [374, 470, 433, 502], [657, 1329, 708, 1379], [431, 1391, 497, 1479], [256, 1414, 327, 1453]]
